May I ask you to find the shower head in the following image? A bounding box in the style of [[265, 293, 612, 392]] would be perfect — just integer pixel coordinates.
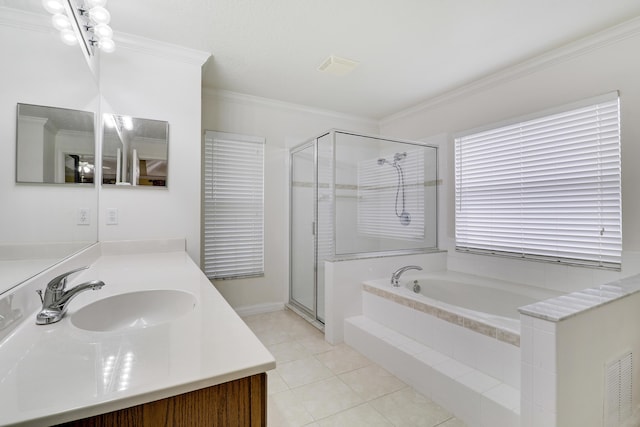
[[377, 158, 387, 166], [393, 152, 407, 163]]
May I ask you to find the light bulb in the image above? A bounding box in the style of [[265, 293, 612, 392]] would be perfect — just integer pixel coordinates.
[[60, 29, 78, 45], [121, 116, 133, 130], [103, 114, 116, 128], [42, 0, 65, 14], [51, 13, 71, 30], [85, 0, 107, 7], [88, 6, 110, 24], [98, 37, 115, 53], [93, 23, 113, 39]]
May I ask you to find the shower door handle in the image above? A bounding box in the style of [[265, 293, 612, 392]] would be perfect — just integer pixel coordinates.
[[311, 221, 316, 236]]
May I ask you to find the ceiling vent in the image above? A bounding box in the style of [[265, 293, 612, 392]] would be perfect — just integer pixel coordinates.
[[318, 55, 359, 76]]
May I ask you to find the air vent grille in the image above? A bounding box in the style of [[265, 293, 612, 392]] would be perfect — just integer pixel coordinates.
[[317, 55, 358, 75], [604, 351, 632, 427]]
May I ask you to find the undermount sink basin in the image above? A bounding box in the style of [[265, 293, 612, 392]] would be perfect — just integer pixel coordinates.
[[71, 290, 196, 332]]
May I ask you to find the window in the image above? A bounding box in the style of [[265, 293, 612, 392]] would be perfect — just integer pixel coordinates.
[[455, 92, 621, 269], [203, 131, 264, 279]]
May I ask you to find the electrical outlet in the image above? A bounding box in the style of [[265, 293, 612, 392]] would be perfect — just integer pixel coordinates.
[[106, 208, 118, 225], [77, 208, 90, 225]]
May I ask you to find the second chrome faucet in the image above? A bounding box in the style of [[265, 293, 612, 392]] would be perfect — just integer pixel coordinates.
[[36, 266, 105, 325], [390, 265, 422, 287]]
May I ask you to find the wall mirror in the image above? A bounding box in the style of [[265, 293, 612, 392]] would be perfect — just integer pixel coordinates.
[[16, 103, 95, 184], [102, 114, 169, 187], [0, 6, 99, 298]]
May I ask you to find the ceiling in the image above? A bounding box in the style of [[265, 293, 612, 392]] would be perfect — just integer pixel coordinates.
[[18, 103, 94, 133], [4, 1, 640, 119]]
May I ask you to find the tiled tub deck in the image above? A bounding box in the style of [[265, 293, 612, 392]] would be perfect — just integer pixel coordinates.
[[345, 281, 524, 427]]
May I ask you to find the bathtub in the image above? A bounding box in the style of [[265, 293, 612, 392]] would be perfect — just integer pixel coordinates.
[[377, 270, 560, 333], [344, 270, 561, 426], [355, 270, 560, 384]]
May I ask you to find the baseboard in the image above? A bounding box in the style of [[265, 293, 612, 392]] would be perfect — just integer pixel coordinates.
[[234, 302, 285, 318]]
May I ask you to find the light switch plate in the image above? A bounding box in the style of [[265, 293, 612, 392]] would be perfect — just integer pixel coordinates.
[[106, 208, 118, 225], [77, 208, 90, 225]]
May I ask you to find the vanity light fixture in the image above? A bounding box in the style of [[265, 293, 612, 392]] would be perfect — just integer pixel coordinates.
[[42, 0, 116, 55]]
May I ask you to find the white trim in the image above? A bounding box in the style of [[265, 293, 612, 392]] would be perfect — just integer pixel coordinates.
[[203, 88, 379, 128], [381, 16, 640, 127], [114, 32, 211, 66], [234, 302, 285, 318], [0, 7, 55, 34]]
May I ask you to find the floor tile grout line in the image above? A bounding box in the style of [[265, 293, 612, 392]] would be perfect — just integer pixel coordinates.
[[248, 310, 465, 426], [434, 415, 456, 426], [301, 401, 397, 426]]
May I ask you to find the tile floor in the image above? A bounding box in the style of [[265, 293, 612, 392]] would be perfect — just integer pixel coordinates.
[[243, 309, 466, 427]]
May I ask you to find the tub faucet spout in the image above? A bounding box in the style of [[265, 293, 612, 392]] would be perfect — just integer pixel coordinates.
[[35, 266, 105, 325], [390, 265, 422, 287]]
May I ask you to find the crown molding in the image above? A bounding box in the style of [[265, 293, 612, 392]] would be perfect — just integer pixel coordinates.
[[380, 15, 640, 127], [0, 7, 55, 34], [0, 7, 210, 66], [113, 33, 211, 67], [203, 88, 379, 127]]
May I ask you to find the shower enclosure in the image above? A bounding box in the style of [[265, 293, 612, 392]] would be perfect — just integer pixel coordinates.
[[289, 130, 438, 323]]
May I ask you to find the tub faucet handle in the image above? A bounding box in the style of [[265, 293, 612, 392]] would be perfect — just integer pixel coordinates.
[[46, 266, 89, 292], [390, 265, 422, 287]]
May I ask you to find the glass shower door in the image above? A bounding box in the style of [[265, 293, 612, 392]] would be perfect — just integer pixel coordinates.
[[315, 134, 333, 323], [290, 144, 316, 315]]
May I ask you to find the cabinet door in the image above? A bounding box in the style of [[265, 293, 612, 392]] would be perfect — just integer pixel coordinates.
[[56, 373, 267, 427]]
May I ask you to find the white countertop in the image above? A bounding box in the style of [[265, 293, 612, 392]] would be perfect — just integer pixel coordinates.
[[518, 272, 640, 322], [0, 242, 275, 426]]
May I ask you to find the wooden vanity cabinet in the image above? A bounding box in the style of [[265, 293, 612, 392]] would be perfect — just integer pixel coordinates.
[[56, 373, 266, 427]]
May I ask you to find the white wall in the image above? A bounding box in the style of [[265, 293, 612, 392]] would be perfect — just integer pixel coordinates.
[[380, 21, 640, 293], [98, 37, 209, 264], [16, 116, 47, 182], [202, 90, 378, 311]]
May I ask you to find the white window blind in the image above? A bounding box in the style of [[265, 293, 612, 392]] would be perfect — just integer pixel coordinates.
[[203, 131, 264, 279], [357, 149, 425, 240], [455, 92, 621, 269]]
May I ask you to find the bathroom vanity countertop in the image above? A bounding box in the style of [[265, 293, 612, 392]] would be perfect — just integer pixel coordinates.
[[0, 245, 275, 426]]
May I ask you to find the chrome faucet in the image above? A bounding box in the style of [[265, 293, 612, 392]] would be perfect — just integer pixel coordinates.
[[390, 265, 422, 287], [35, 266, 105, 325]]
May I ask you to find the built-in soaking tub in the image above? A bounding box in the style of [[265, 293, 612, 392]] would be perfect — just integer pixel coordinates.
[[365, 270, 559, 341], [344, 270, 561, 426]]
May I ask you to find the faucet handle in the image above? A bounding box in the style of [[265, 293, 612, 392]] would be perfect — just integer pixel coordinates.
[[46, 266, 90, 291], [36, 289, 44, 304]]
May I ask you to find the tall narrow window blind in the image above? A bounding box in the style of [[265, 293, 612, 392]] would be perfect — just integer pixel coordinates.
[[204, 131, 264, 279], [455, 92, 621, 269]]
